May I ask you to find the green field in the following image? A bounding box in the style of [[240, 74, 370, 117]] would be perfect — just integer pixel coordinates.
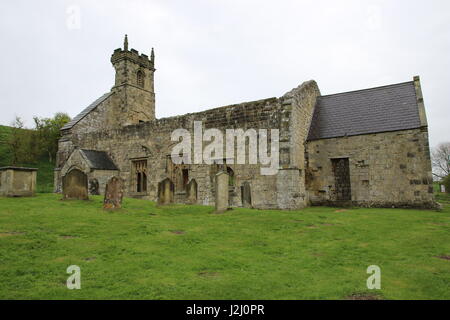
[[0, 193, 449, 300]]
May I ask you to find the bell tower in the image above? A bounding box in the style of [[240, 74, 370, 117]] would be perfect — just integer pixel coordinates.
[[110, 35, 156, 126]]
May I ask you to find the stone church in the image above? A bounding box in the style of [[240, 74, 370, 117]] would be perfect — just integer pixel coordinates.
[[54, 36, 435, 209]]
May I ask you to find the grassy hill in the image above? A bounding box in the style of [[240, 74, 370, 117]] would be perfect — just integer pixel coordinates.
[[0, 125, 54, 193]]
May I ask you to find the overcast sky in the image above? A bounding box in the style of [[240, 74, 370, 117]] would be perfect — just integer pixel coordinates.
[[0, 0, 448, 148]]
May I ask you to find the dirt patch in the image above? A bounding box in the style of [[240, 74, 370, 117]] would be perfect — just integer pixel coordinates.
[[84, 257, 96, 261], [170, 230, 185, 235], [60, 235, 78, 239], [198, 271, 219, 278], [335, 209, 348, 213], [321, 223, 334, 226], [311, 252, 324, 257], [435, 255, 450, 261], [0, 231, 25, 237], [346, 293, 382, 300], [306, 225, 318, 229], [291, 219, 304, 223]]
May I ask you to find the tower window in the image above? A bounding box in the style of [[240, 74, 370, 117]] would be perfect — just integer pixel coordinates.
[[137, 70, 145, 88]]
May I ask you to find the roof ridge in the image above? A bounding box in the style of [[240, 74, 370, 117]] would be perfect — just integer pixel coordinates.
[[319, 80, 414, 98]]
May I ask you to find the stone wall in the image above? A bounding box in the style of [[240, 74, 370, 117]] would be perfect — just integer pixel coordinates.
[[306, 128, 435, 208], [277, 80, 321, 209], [55, 81, 320, 209]]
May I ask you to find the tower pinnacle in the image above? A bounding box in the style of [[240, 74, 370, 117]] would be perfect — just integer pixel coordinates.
[[124, 34, 128, 51]]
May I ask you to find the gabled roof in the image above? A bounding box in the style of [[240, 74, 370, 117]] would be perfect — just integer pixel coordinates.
[[307, 81, 422, 141], [61, 92, 113, 131], [79, 149, 118, 170]]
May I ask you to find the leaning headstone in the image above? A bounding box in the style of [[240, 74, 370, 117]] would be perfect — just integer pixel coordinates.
[[157, 178, 174, 205], [62, 169, 89, 200], [215, 171, 229, 213], [89, 178, 100, 195], [186, 179, 198, 204], [103, 176, 124, 209]]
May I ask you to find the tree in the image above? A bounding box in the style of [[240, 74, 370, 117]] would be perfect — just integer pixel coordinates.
[[8, 116, 24, 165], [7, 116, 35, 165], [431, 142, 450, 179], [33, 112, 71, 163], [442, 175, 450, 194], [6, 116, 40, 165]]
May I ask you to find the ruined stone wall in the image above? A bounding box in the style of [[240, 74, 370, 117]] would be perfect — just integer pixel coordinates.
[[57, 97, 286, 208], [276, 81, 321, 209], [306, 128, 435, 208], [56, 81, 321, 209], [55, 98, 282, 207]]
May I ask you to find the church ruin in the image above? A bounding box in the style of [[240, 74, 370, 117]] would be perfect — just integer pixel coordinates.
[[54, 36, 435, 209]]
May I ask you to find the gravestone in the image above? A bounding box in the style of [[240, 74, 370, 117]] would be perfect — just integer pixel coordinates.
[[89, 178, 100, 195], [103, 176, 124, 209], [157, 178, 174, 205], [215, 171, 229, 213], [241, 181, 252, 208], [441, 184, 446, 193], [186, 179, 198, 204], [62, 169, 88, 200]]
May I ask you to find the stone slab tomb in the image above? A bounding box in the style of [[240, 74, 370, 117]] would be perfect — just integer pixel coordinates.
[[103, 176, 124, 209], [0, 167, 37, 197], [62, 169, 89, 200]]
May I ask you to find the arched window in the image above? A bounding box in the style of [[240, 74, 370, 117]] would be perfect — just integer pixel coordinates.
[[133, 159, 147, 192], [137, 70, 145, 88]]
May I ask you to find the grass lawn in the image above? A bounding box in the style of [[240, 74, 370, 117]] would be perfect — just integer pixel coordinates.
[[0, 194, 449, 300]]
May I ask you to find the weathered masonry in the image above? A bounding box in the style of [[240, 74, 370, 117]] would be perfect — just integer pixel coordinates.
[[55, 36, 436, 209], [0, 166, 37, 197]]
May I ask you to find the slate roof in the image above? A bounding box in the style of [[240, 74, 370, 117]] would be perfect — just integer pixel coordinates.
[[307, 81, 421, 141], [61, 92, 113, 131], [79, 149, 118, 170]]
